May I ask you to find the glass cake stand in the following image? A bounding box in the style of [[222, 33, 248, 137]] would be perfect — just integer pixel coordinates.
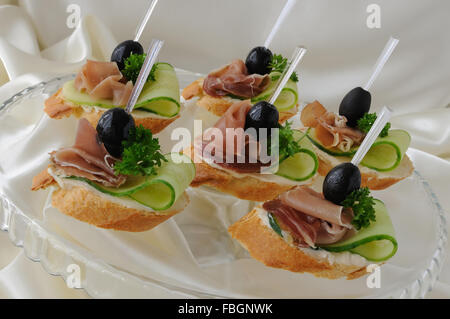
[[0, 71, 447, 298]]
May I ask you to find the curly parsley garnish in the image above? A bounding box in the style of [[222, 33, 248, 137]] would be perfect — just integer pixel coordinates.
[[342, 187, 376, 230], [277, 121, 303, 160], [114, 125, 167, 176], [121, 53, 157, 84], [269, 54, 299, 82], [357, 113, 391, 138]]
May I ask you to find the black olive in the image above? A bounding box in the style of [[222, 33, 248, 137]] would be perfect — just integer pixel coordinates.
[[323, 163, 361, 205], [245, 46, 273, 75], [96, 108, 135, 158], [111, 40, 144, 70], [338, 87, 371, 127], [244, 101, 279, 140]]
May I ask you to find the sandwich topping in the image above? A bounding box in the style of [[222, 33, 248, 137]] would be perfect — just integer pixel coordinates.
[[203, 59, 270, 98], [263, 186, 353, 247], [301, 101, 364, 152], [196, 100, 312, 176], [197, 100, 267, 173], [50, 118, 126, 187], [74, 60, 133, 106]]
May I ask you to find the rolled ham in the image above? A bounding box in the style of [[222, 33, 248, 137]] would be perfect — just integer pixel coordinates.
[[263, 186, 353, 247], [279, 186, 353, 228], [197, 100, 270, 173], [301, 101, 364, 152], [74, 60, 133, 106], [203, 59, 270, 98], [51, 118, 125, 187]]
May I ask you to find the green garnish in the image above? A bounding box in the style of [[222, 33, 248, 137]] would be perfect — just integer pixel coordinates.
[[268, 213, 283, 237], [269, 54, 299, 82], [342, 187, 376, 230], [357, 113, 391, 138], [114, 125, 167, 176], [278, 121, 302, 160], [121, 53, 157, 84]]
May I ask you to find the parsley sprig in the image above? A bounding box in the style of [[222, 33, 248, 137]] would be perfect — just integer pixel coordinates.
[[277, 122, 302, 160], [121, 53, 157, 84], [269, 54, 299, 82], [342, 187, 376, 230], [114, 125, 167, 176], [357, 113, 391, 138]]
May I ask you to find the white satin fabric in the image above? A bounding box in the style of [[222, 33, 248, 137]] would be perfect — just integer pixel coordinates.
[[0, 0, 449, 298]]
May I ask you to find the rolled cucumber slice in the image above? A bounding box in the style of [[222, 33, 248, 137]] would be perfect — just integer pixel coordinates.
[[251, 72, 298, 111], [307, 129, 411, 172], [61, 62, 180, 117], [319, 199, 398, 262], [65, 153, 195, 211], [276, 130, 318, 181]]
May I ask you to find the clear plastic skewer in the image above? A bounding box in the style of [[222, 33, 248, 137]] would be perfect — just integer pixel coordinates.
[[351, 106, 392, 166], [134, 0, 159, 42], [363, 37, 399, 91], [269, 46, 307, 104], [264, 0, 297, 48], [125, 39, 164, 113]]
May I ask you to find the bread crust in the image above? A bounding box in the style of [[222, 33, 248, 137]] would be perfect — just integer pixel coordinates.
[[44, 91, 178, 134], [184, 145, 302, 202], [32, 168, 187, 232], [51, 186, 185, 232], [229, 208, 369, 280], [182, 79, 296, 123]]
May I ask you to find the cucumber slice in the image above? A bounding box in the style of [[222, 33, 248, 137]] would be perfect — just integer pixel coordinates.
[[128, 153, 195, 210], [276, 131, 318, 181], [251, 72, 298, 111], [319, 199, 398, 262], [306, 128, 411, 172], [134, 63, 180, 117], [61, 62, 180, 117], [64, 153, 195, 211]]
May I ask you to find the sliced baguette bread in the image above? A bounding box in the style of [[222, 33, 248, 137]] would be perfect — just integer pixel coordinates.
[[31, 167, 188, 232], [229, 207, 372, 280], [44, 89, 179, 134], [182, 79, 297, 123], [311, 143, 414, 190], [183, 145, 312, 202]]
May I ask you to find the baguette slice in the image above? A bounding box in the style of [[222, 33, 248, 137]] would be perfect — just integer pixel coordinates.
[[229, 208, 371, 280], [182, 79, 297, 123], [312, 142, 414, 190], [32, 168, 188, 232], [44, 89, 179, 134], [184, 145, 311, 202]]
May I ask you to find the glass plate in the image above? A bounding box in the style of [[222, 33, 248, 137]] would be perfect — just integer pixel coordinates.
[[0, 72, 447, 299]]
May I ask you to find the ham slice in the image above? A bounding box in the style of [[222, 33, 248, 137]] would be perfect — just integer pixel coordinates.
[[263, 186, 353, 247], [74, 60, 133, 106], [301, 101, 364, 152], [203, 59, 270, 98], [197, 100, 269, 173], [279, 186, 353, 228], [51, 119, 125, 187], [264, 200, 319, 247]]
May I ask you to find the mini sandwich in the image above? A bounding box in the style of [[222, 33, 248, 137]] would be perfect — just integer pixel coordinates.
[[185, 99, 318, 202], [45, 41, 181, 134], [229, 168, 398, 280], [32, 113, 194, 232], [182, 46, 299, 124], [300, 98, 413, 190]]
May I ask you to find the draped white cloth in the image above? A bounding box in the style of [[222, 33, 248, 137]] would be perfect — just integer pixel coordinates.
[[0, 0, 449, 298]]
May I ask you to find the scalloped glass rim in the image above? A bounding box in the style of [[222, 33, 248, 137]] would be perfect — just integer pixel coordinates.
[[0, 74, 447, 299]]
